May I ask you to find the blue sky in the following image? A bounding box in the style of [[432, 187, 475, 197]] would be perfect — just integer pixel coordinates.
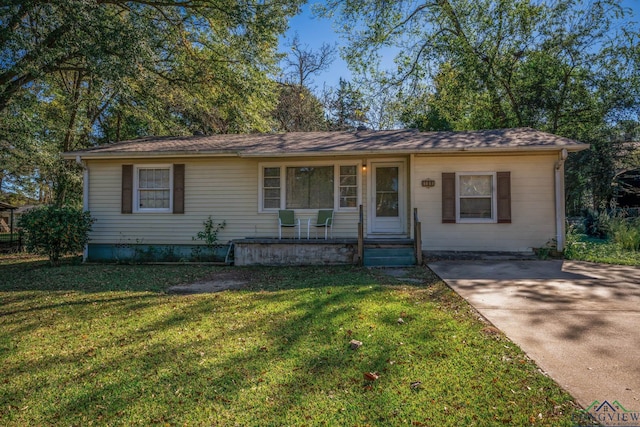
[[282, 0, 640, 91]]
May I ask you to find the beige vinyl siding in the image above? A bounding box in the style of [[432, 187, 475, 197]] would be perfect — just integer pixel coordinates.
[[413, 154, 557, 252], [87, 157, 361, 245]]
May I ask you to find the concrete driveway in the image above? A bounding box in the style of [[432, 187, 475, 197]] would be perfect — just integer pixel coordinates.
[[427, 259, 640, 409]]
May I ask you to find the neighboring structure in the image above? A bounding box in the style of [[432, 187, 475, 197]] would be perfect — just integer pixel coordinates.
[[63, 128, 588, 264], [0, 202, 19, 251], [614, 142, 640, 208], [0, 202, 17, 231]]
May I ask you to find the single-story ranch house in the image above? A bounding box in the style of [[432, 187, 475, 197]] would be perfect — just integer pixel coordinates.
[[63, 128, 588, 266]]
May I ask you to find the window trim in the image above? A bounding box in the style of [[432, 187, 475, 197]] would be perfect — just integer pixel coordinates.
[[133, 164, 174, 213], [455, 172, 497, 223], [258, 160, 362, 213]]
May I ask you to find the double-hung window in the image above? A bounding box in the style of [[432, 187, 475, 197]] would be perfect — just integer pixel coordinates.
[[457, 173, 495, 221], [263, 167, 281, 209], [260, 162, 360, 212], [339, 165, 358, 208], [442, 171, 511, 224], [135, 165, 173, 212]]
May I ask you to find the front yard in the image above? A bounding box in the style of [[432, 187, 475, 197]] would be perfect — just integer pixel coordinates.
[[1, 255, 578, 426]]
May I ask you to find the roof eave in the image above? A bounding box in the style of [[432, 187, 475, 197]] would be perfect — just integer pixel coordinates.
[[238, 145, 590, 157], [64, 144, 589, 160], [62, 151, 241, 160]]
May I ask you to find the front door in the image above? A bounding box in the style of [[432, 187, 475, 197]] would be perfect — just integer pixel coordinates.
[[370, 162, 405, 234]]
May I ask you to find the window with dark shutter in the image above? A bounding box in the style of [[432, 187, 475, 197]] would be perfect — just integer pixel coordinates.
[[496, 171, 511, 223], [122, 164, 184, 214], [442, 171, 511, 223], [442, 172, 456, 223], [121, 165, 133, 214]]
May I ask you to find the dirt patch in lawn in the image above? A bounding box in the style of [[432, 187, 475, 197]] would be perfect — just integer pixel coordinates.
[[167, 270, 251, 294]]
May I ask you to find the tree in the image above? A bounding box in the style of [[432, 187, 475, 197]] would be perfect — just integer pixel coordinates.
[[273, 83, 327, 132], [324, 78, 369, 131], [0, 1, 302, 113], [282, 35, 336, 89], [1, 0, 303, 204], [272, 35, 336, 132], [320, 0, 640, 211]]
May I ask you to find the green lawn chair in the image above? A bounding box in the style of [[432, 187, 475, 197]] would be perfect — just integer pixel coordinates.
[[311, 209, 334, 239], [278, 209, 301, 239]]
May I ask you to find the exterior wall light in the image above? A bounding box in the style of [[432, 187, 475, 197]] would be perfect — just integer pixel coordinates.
[[421, 178, 435, 188]]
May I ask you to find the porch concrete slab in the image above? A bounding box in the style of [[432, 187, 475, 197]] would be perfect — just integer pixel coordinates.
[[427, 260, 640, 409]]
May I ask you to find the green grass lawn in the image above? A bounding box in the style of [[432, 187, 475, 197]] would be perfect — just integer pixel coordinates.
[[1, 255, 579, 426]]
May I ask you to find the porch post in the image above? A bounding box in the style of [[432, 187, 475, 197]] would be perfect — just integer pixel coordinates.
[[414, 208, 422, 265], [357, 204, 364, 266], [10, 209, 14, 246]]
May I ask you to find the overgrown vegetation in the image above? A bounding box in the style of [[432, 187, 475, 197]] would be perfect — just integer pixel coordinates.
[[18, 205, 94, 265], [0, 255, 578, 426], [565, 209, 640, 265]]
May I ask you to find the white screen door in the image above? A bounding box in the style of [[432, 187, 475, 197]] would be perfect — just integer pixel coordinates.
[[370, 162, 405, 234]]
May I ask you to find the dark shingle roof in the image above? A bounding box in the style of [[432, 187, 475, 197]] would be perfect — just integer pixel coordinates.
[[64, 128, 588, 159], [0, 202, 17, 210]]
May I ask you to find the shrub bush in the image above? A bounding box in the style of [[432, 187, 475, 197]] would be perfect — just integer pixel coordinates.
[[582, 208, 610, 238], [19, 205, 95, 265], [609, 216, 640, 251]]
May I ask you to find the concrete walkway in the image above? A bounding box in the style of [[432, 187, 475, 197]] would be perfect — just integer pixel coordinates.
[[427, 259, 640, 409]]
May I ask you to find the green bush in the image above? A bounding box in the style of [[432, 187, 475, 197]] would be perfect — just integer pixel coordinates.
[[609, 216, 640, 251], [582, 208, 610, 238], [19, 205, 95, 265], [564, 226, 586, 259]]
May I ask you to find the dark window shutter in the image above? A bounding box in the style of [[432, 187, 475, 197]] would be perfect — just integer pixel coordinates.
[[442, 172, 456, 223], [497, 171, 511, 223], [173, 164, 185, 214], [121, 165, 133, 214]]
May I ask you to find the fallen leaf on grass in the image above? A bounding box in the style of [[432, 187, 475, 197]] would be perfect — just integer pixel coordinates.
[[364, 372, 379, 381], [349, 340, 363, 350], [481, 326, 501, 335]]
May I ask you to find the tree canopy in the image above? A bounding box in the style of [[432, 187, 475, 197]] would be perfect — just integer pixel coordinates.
[[1, 0, 303, 204], [319, 0, 640, 212]]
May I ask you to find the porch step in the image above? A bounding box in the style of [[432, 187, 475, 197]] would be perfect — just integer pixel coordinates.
[[363, 246, 416, 267]]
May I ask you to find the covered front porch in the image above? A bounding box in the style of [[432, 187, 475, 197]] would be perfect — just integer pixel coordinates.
[[233, 205, 423, 267]]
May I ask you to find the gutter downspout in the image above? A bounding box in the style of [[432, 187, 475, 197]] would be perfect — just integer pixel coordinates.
[[555, 149, 568, 252], [76, 155, 89, 262]]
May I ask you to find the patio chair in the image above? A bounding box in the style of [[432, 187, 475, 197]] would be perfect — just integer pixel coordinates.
[[310, 209, 334, 239], [278, 209, 301, 239]]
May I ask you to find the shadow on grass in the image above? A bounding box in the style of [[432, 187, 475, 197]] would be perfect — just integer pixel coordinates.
[[1, 256, 576, 425], [3, 282, 461, 425], [0, 257, 218, 293]]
